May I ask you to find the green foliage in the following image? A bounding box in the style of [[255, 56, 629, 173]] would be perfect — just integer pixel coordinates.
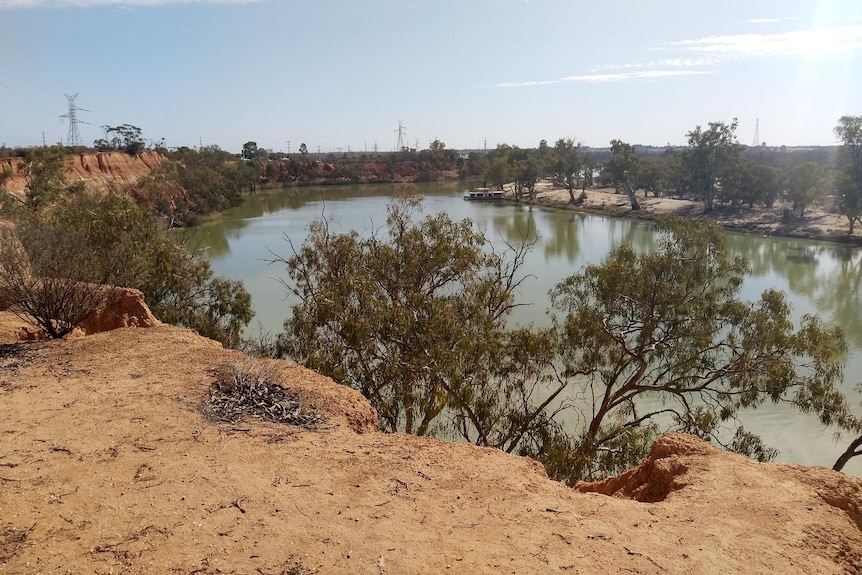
[[241, 141, 259, 160], [274, 197, 561, 447], [0, 167, 14, 215], [17, 145, 75, 211], [0, 192, 253, 346], [488, 154, 511, 191], [94, 125, 146, 156], [632, 156, 666, 198], [273, 202, 852, 484], [553, 138, 582, 203], [468, 152, 490, 187], [785, 162, 826, 217], [138, 237, 253, 349], [604, 139, 640, 209], [603, 139, 636, 191], [834, 115, 862, 233], [0, 193, 161, 337], [728, 427, 779, 463], [132, 146, 253, 225], [549, 216, 850, 482], [711, 157, 780, 209], [684, 119, 743, 212]]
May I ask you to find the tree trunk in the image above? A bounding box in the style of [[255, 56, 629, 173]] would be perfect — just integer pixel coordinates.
[[833, 433, 862, 471], [626, 184, 641, 211]]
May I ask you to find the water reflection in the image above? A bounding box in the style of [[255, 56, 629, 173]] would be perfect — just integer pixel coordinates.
[[190, 184, 862, 357]]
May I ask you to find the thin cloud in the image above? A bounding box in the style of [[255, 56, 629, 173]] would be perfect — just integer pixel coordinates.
[[495, 69, 713, 88], [496, 24, 861, 89], [596, 58, 709, 70], [746, 17, 802, 24], [674, 26, 862, 59], [0, 0, 260, 7]]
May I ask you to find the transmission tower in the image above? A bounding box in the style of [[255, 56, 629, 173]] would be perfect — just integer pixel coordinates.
[[752, 118, 760, 147], [60, 93, 88, 147], [395, 120, 406, 151]]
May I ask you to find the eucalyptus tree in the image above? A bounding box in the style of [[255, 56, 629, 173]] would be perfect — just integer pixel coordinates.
[[719, 158, 779, 209], [548, 216, 851, 482], [553, 138, 582, 204], [633, 156, 665, 198], [274, 196, 559, 448], [273, 201, 853, 485], [468, 151, 490, 187], [94, 124, 146, 156], [241, 141, 259, 160], [786, 161, 826, 217], [488, 144, 514, 191], [7, 145, 81, 212], [685, 119, 743, 212], [834, 115, 862, 234], [603, 139, 640, 210], [580, 150, 596, 191]]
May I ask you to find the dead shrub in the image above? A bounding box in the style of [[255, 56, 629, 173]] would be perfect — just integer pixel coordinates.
[[205, 359, 324, 429]]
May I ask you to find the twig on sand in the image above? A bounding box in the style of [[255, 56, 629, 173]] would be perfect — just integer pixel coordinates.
[[624, 546, 665, 571]]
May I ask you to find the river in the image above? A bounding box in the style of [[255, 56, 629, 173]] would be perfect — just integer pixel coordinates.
[[186, 180, 862, 477]]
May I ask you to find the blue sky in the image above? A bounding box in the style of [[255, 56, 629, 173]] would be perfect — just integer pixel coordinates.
[[1, 0, 860, 153]]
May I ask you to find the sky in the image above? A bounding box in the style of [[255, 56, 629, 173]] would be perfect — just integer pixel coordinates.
[[1, 0, 861, 154]]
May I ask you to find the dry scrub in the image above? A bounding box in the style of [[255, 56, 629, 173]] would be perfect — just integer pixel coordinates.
[[204, 358, 325, 428]]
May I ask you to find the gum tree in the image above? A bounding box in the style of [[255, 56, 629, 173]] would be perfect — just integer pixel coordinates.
[[273, 197, 564, 448], [834, 115, 862, 234], [549, 216, 851, 481], [553, 138, 582, 204], [685, 119, 743, 212]]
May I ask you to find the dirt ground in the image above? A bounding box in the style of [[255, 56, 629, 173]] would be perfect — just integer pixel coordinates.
[[1, 305, 861, 574]]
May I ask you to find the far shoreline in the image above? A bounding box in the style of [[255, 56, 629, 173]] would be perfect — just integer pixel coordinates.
[[502, 179, 862, 247]]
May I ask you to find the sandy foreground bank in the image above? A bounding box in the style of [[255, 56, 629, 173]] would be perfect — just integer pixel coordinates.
[[0, 307, 860, 574]]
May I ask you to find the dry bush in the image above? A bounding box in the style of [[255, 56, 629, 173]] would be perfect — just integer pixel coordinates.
[[205, 359, 324, 428]]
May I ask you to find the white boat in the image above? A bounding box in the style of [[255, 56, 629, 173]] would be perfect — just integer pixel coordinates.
[[463, 188, 504, 201]]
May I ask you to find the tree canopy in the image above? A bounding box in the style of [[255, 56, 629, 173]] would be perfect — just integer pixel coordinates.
[[273, 197, 559, 445], [684, 119, 743, 212], [0, 189, 253, 347], [273, 198, 852, 483], [834, 115, 862, 234], [548, 216, 850, 481]]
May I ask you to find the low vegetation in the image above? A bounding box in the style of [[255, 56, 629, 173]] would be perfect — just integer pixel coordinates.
[[205, 359, 324, 428], [0, 148, 253, 348]]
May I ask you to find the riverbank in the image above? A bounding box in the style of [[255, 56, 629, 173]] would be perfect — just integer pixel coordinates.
[[1, 308, 860, 574], [509, 180, 861, 245]]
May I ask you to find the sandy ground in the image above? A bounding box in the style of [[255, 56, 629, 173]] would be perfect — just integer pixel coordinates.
[[1, 307, 861, 574], [517, 181, 860, 244]]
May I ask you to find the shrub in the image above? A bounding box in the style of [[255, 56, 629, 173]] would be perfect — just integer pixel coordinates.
[[0, 193, 253, 346], [205, 359, 324, 427]]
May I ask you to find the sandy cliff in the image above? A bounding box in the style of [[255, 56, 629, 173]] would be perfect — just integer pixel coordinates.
[[0, 298, 860, 574], [0, 150, 164, 195]]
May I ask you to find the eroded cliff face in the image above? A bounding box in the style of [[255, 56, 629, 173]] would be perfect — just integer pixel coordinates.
[[0, 150, 164, 194], [0, 302, 860, 574]]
